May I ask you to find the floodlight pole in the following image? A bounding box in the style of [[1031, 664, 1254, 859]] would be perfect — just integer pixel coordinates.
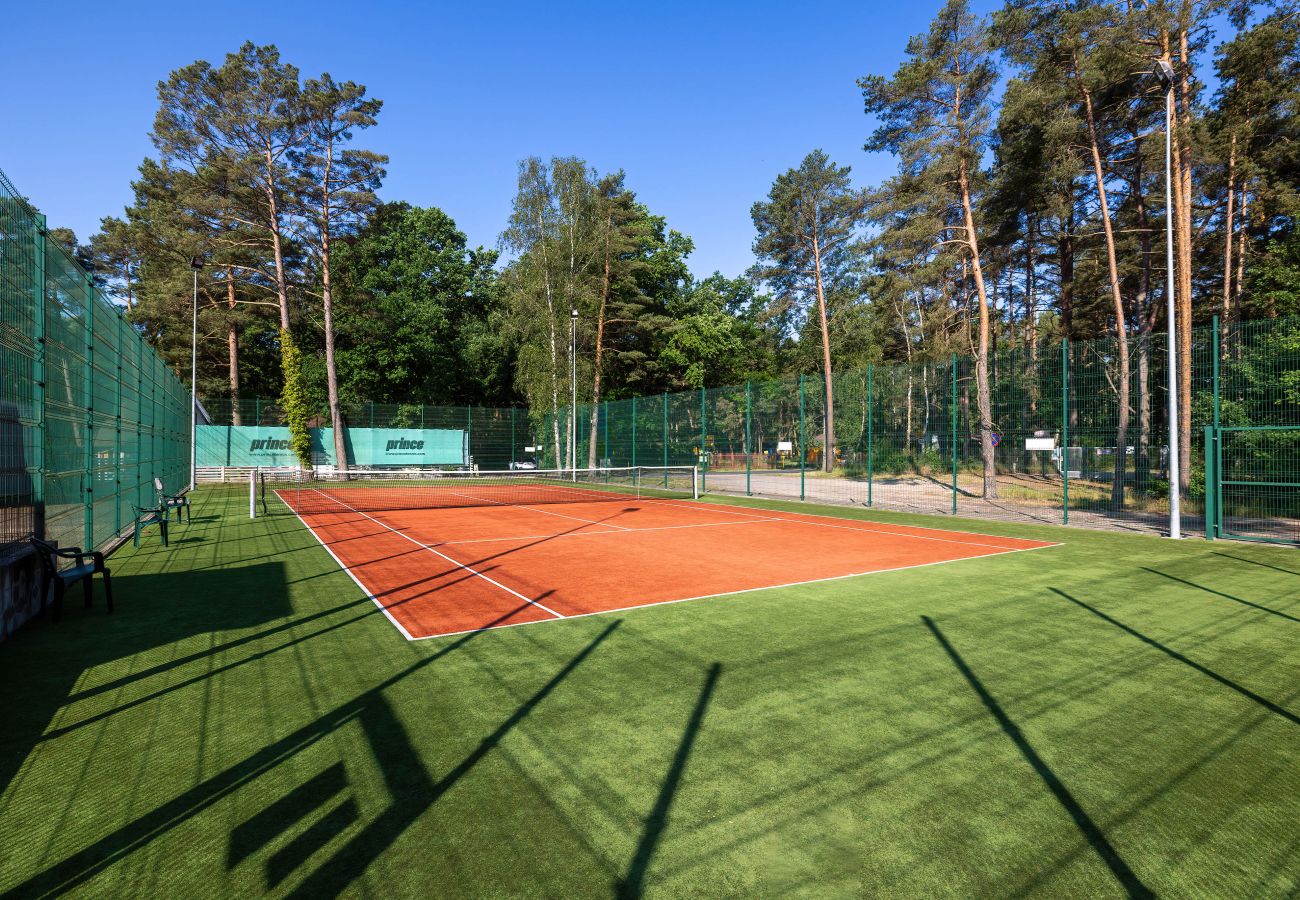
[[1154, 60, 1180, 538], [189, 256, 204, 493], [571, 307, 578, 476]]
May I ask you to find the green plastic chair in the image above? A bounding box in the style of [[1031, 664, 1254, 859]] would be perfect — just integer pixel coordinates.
[[131, 504, 169, 548]]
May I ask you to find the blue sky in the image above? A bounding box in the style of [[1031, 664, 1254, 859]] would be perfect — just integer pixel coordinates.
[[5, 0, 1039, 278]]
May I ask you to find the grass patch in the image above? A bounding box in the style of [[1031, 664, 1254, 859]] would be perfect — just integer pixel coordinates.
[[1, 485, 1298, 896]]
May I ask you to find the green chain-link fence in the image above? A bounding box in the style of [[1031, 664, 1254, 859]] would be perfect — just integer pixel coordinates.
[[1, 165, 191, 554], [204, 313, 1299, 542], [531, 315, 1298, 540]]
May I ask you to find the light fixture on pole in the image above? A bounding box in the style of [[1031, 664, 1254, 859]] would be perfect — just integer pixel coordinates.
[[189, 255, 204, 493], [1152, 59, 1180, 539], [570, 307, 579, 475]]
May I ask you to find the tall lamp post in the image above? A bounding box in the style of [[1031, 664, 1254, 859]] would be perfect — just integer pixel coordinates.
[[1153, 59, 1180, 538], [189, 255, 204, 493], [570, 307, 578, 474]]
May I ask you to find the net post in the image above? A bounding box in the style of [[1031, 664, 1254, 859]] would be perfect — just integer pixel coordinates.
[[250, 467, 257, 519], [790, 371, 800, 499], [745, 380, 752, 497], [950, 354, 957, 516], [866, 364, 873, 507], [1062, 338, 1070, 525], [692, 464, 699, 500]]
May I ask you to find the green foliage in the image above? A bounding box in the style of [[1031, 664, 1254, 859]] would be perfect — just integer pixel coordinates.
[[327, 202, 508, 406], [278, 330, 314, 468]]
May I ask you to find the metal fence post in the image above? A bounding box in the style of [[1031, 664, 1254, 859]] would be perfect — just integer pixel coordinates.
[[1212, 314, 1221, 432], [509, 406, 515, 467], [31, 215, 47, 536], [866, 364, 873, 507], [799, 374, 806, 502], [115, 318, 123, 535], [631, 396, 637, 469], [662, 392, 668, 487], [1062, 338, 1070, 525], [83, 274, 95, 549], [745, 380, 752, 496], [1203, 424, 1216, 540], [699, 387, 706, 493], [603, 399, 609, 464], [951, 355, 958, 515]]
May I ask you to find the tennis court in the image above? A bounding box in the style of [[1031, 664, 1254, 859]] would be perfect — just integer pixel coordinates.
[[264, 467, 1057, 639]]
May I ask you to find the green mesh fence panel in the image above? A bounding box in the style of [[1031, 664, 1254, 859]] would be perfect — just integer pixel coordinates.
[[198, 312, 1299, 540], [0, 165, 191, 553]]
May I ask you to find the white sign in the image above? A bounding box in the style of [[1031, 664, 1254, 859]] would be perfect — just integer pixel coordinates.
[[524, 446, 536, 453], [1025, 437, 1057, 451], [777, 441, 794, 453]]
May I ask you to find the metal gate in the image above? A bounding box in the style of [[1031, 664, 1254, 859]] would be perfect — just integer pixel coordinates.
[[1205, 425, 1300, 545]]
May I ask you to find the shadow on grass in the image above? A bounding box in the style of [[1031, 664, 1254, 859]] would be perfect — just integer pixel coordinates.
[[0, 561, 294, 797], [1050, 588, 1300, 727], [922, 615, 1153, 899], [7, 614, 620, 896], [617, 662, 721, 899], [1141, 566, 1300, 624], [1211, 552, 1300, 578]]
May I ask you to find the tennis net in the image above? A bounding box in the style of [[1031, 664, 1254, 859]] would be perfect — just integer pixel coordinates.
[[255, 466, 699, 516]]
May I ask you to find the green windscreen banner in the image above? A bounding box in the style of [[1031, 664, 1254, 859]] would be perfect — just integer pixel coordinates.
[[196, 426, 468, 467]]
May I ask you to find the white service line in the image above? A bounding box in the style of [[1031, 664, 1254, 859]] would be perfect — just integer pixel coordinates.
[[446, 489, 634, 531], [646, 498, 1058, 552], [433, 515, 785, 547], [309, 489, 566, 621], [273, 490, 416, 640]]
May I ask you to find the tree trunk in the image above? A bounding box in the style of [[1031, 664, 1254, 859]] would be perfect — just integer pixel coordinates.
[[320, 143, 348, 473], [226, 269, 242, 426], [958, 157, 997, 499], [1236, 186, 1249, 322], [1074, 57, 1130, 511], [812, 234, 835, 472]]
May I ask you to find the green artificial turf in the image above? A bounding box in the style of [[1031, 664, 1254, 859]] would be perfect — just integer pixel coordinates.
[[1, 486, 1298, 897]]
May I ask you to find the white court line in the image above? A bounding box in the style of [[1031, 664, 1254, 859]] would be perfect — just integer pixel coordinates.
[[273, 490, 416, 640], [645, 498, 1059, 552], [306, 489, 566, 623], [445, 488, 634, 531], [405, 540, 1061, 641]]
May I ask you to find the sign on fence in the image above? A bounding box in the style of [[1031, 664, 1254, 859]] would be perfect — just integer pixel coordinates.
[[196, 426, 468, 468]]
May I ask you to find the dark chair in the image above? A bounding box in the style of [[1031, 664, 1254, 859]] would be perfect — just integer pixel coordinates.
[[31, 537, 114, 623], [154, 477, 191, 524], [132, 504, 169, 548]]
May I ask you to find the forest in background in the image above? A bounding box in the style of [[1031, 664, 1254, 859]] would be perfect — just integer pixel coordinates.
[[52, 0, 1300, 490]]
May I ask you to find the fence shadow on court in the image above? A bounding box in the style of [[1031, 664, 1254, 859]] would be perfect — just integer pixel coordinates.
[[616, 662, 722, 899], [6, 612, 619, 896], [0, 561, 295, 800], [921, 615, 1154, 899], [1049, 588, 1300, 728]]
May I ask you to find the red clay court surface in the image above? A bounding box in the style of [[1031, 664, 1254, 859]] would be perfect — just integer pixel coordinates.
[[277, 488, 1059, 640]]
